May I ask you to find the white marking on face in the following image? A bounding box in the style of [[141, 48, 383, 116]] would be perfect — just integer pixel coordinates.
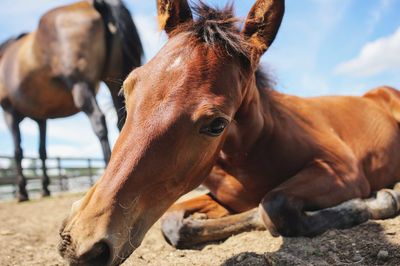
[[167, 56, 182, 71], [220, 151, 228, 160]]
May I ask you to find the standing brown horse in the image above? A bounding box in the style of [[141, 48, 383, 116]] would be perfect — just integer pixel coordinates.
[[0, 0, 143, 201], [59, 0, 400, 265]]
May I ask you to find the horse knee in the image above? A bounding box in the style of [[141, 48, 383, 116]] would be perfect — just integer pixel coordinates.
[[14, 147, 23, 162], [92, 112, 108, 139], [39, 146, 47, 161], [259, 192, 303, 237], [73, 95, 92, 113]]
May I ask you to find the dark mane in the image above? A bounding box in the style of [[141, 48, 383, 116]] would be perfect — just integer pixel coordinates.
[[172, 2, 250, 58], [0, 33, 27, 58], [172, 2, 274, 90], [93, 0, 143, 75], [255, 67, 275, 91]]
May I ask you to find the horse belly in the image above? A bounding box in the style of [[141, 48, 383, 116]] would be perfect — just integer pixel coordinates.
[[10, 71, 79, 119]]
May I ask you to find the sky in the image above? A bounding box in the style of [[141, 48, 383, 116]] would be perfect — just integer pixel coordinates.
[[0, 0, 399, 160]]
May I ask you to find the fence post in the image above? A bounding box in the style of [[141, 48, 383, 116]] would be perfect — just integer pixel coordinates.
[[57, 157, 64, 191], [88, 159, 93, 186], [1, 155, 108, 199]]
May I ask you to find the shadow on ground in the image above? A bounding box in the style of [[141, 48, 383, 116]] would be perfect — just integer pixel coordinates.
[[221, 220, 400, 266], [2, 193, 400, 266]]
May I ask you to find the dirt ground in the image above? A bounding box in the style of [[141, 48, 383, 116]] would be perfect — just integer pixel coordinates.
[[1, 192, 400, 266]]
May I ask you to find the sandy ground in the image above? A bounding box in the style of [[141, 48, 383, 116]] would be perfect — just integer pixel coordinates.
[[1, 192, 400, 266]]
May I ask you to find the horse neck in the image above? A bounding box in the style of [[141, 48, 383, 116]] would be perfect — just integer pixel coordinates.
[[222, 76, 315, 170]]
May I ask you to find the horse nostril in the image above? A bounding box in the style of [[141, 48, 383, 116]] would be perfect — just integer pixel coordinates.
[[82, 240, 112, 266]]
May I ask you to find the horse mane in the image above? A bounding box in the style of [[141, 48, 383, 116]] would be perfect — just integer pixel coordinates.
[[172, 2, 249, 57], [171, 2, 274, 90], [93, 0, 144, 75], [255, 67, 275, 91], [0, 33, 27, 58]]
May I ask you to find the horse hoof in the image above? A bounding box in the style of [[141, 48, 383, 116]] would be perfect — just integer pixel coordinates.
[[161, 211, 204, 249], [42, 190, 51, 197], [161, 211, 185, 247], [17, 194, 29, 202]]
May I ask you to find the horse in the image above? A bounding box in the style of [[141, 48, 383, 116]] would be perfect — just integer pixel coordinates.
[[59, 0, 400, 265], [0, 0, 143, 201]]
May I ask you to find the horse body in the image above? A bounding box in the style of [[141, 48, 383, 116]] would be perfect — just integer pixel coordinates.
[[206, 89, 400, 215], [0, 0, 143, 201], [59, 0, 400, 265], [1, 35, 79, 118], [1, 2, 107, 118]]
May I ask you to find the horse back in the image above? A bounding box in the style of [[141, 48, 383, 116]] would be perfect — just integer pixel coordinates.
[[363, 86, 400, 123], [0, 34, 30, 106], [33, 1, 106, 81]]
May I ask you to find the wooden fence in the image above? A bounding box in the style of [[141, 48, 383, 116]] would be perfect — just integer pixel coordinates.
[[0, 155, 105, 197]]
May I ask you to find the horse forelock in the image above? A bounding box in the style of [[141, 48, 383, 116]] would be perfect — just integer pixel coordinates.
[[166, 2, 274, 91], [170, 2, 249, 59]]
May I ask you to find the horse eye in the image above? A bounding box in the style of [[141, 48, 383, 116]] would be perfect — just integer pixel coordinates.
[[200, 117, 229, 137]]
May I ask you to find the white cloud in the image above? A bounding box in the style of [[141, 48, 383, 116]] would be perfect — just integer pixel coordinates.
[[335, 27, 400, 77]]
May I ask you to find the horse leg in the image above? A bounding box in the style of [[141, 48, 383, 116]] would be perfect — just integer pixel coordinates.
[[261, 187, 400, 238], [162, 167, 267, 248], [159, 182, 400, 248], [36, 119, 50, 197], [164, 193, 232, 219], [258, 161, 397, 237], [161, 160, 399, 246], [72, 81, 111, 163], [161, 193, 264, 248], [3, 109, 28, 201], [105, 81, 126, 131]]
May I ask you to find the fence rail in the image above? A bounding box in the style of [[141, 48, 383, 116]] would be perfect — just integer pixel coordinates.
[[0, 154, 105, 199]]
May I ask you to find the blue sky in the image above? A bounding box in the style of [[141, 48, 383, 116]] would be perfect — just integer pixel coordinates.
[[0, 0, 399, 160]]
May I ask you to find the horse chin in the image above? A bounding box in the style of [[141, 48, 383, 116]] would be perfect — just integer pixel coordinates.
[[111, 244, 139, 266], [108, 219, 149, 265]]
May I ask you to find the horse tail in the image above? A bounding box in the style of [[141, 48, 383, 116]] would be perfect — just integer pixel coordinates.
[[93, 0, 144, 76], [0, 33, 28, 60]]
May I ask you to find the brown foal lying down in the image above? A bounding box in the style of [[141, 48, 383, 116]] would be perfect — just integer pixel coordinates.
[[59, 0, 400, 265]]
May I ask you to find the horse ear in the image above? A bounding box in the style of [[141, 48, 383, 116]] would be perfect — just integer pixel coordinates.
[[242, 0, 285, 61], [157, 0, 193, 36]]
